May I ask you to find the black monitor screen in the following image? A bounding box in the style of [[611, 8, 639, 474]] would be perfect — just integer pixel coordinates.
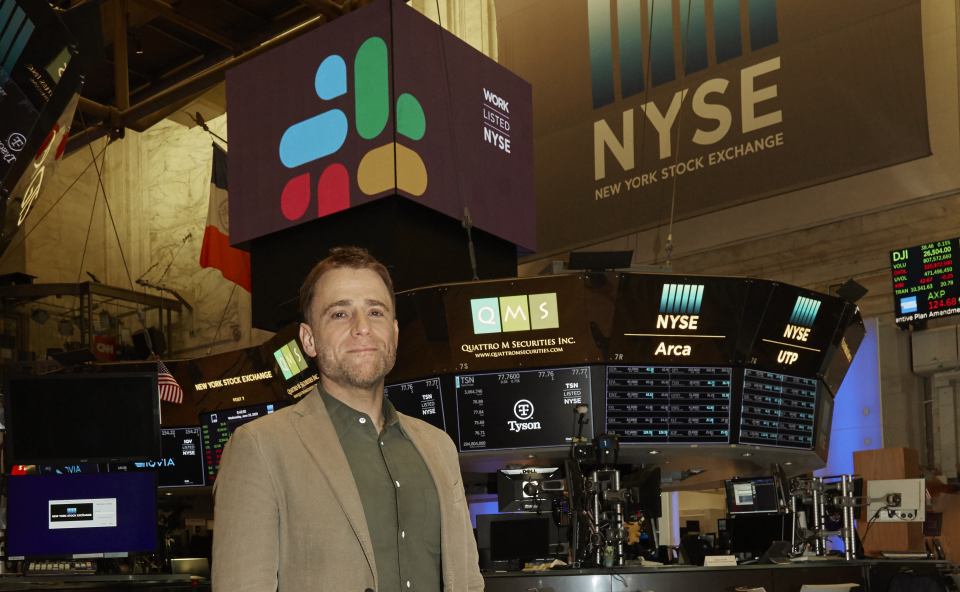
[[489, 517, 550, 562], [454, 367, 591, 452], [726, 478, 780, 515], [109, 427, 205, 488], [199, 401, 288, 485], [3, 373, 161, 467], [739, 370, 817, 449], [605, 366, 732, 444], [6, 472, 158, 559], [384, 377, 445, 431]]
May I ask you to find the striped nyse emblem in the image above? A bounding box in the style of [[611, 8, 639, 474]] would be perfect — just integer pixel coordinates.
[[158, 359, 183, 404], [587, 0, 779, 109], [0, 0, 35, 75], [789, 296, 821, 328], [660, 284, 705, 315]]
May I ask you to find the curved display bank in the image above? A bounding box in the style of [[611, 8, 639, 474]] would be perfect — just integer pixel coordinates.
[[383, 272, 865, 477]]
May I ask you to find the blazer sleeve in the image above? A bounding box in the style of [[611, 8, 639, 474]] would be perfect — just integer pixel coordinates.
[[445, 437, 484, 592], [212, 425, 280, 592]]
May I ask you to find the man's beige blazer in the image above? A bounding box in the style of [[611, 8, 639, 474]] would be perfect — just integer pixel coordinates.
[[211, 387, 484, 592]]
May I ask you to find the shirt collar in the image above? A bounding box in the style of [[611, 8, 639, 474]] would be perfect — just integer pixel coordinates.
[[317, 383, 407, 440]]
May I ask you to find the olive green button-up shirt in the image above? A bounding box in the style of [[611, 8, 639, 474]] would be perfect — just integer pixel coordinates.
[[319, 387, 442, 592]]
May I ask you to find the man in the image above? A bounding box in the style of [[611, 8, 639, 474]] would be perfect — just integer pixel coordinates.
[[212, 247, 483, 592]]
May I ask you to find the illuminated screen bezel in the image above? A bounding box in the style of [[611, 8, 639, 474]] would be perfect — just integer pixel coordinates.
[[604, 365, 734, 445], [453, 366, 592, 453], [383, 376, 446, 431], [738, 369, 817, 450]]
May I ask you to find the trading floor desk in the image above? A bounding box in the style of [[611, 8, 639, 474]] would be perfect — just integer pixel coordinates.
[[0, 575, 209, 591], [482, 560, 948, 592]]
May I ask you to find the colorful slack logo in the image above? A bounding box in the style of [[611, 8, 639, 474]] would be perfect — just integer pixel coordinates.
[[471, 293, 559, 334], [789, 296, 821, 328], [900, 296, 918, 314], [660, 284, 704, 315], [0, 0, 35, 75], [279, 37, 427, 221], [587, 0, 779, 109]]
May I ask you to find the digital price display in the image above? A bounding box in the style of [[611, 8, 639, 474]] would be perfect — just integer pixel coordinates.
[[109, 427, 206, 488], [604, 366, 732, 444], [454, 367, 591, 452], [892, 239, 959, 324], [739, 370, 816, 449], [384, 378, 445, 431], [200, 401, 288, 484]]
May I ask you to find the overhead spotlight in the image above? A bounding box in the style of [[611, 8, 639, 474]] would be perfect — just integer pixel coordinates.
[[30, 309, 50, 325], [86, 271, 101, 283], [58, 320, 74, 337]]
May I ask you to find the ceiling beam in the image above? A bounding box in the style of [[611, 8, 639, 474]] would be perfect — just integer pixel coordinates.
[[128, 0, 244, 53], [296, 0, 343, 22], [120, 15, 325, 128]]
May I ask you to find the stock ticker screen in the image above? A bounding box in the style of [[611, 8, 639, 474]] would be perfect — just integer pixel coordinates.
[[200, 401, 288, 484], [892, 239, 959, 325], [454, 367, 591, 452], [109, 427, 205, 488], [384, 378, 445, 431], [604, 366, 732, 444], [739, 370, 817, 449]]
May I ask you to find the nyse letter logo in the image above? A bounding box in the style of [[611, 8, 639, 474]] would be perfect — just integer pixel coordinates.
[[279, 37, 428, 222]]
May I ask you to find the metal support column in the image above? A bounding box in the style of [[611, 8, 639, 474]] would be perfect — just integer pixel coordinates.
[[812, 477, 824, 556]]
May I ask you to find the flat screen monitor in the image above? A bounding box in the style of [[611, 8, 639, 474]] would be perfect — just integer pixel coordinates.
[[384, 377, 445, 431], [453, 367, 591, 452], [6, 472, 158, 559], [726, 477, 780, 515], [199, 401, 287, 485], [739, 370, 817, 449], [3, 372, 161, 468], [604, 366, 732, 444], [109, 427, 205, 488], [891, 239, 960, 325], [476, 514, 556, 566]]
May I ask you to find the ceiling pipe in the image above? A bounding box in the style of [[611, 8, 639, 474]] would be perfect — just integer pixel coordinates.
[[119, 14, 326, 128]]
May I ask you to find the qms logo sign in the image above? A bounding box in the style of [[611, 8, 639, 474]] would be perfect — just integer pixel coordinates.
[[278, 36, 427, 222]]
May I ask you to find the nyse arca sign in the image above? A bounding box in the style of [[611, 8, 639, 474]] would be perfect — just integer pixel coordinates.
[[226, 0, 535, 250]]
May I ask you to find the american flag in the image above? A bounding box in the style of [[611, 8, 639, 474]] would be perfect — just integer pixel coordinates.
[[158, 359, 184, 404]]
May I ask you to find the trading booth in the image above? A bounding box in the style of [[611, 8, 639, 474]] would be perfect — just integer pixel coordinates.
[[0, 272, 945, 590]]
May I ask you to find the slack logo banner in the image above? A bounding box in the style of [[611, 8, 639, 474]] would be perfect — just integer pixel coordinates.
[[226, 0, 535, 250], [278, 36, 428, 222], [471, 293, 559, 334]]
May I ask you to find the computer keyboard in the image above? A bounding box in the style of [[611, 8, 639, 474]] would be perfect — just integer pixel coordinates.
[[25, 561, 97, 576]]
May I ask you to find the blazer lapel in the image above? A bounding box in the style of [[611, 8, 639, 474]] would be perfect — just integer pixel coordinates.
[[291, 388, 377, 588]]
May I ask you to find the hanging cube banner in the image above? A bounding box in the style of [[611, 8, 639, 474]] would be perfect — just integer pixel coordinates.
[[226, 0, 534, 251]]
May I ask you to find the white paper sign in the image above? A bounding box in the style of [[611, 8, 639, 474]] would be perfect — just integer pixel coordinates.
[[704, 556, 738, 567]]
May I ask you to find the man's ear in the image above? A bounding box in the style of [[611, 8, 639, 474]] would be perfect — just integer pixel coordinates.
[[300, 322, 317, 358], [393, 318, 399, 348]]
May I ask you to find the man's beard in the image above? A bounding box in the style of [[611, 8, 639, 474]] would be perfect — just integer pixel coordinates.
[[315, 338, 397, 390]]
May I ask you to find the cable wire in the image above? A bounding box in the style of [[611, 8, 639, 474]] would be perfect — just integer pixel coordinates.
[[79, 111, 152, 349]]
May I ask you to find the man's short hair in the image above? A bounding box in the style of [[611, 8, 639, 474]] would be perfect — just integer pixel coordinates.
[[299, 246, 396, 324]]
